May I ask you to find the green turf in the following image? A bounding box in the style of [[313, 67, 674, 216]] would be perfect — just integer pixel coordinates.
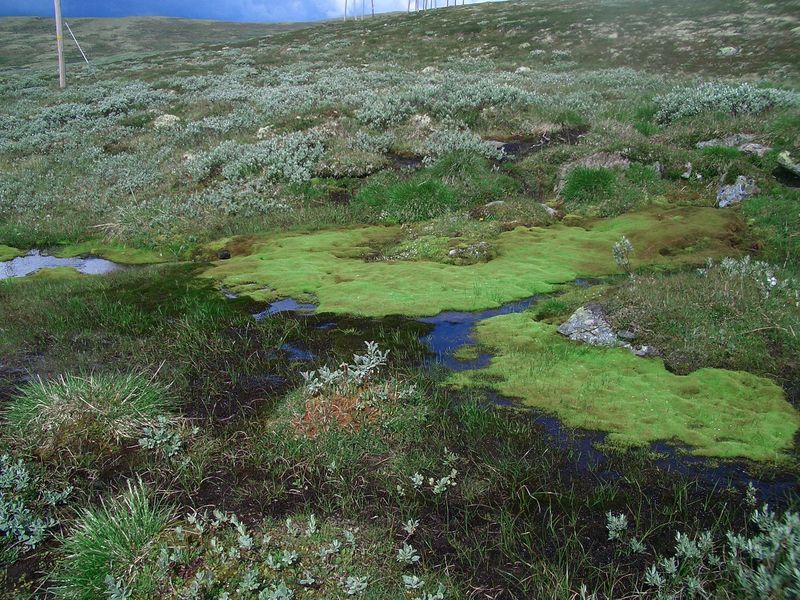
[[449, 313, 799, 461], [55, 241, 169, 265], [204, 206, 743, 317], [0, 244, 22, 261]]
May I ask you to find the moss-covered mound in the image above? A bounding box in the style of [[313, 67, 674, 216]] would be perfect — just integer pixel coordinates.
[[204, 206, 743, 317], [449, 313, 799, 461]]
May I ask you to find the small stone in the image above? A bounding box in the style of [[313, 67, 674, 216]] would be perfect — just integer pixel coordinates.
[[716, 176, 758, 208], [422, 66, 438, 74], [216, 249, 231, 260], [718, 46, 740, 57], [681, 162, 693, 179], [515, 66, 531, 74], [540, 204, 558, 217]]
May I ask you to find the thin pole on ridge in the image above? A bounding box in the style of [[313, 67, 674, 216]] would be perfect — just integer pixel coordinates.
[[53, 0, 66, 88]]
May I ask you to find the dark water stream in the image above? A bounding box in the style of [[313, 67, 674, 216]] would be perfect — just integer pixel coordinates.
[[0, 250, 123, 280], [251, 295, 798, 503]]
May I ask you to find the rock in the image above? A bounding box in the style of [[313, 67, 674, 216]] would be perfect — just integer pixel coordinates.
[[696, 134, 755, 149], [558, 305, 658, 357], [651, 161, 665, 178], [216, 249, 231, 260], [541, 204, 558, 217], [422, 66, 438, 74], [718, 46, 740, 57], [681, 162, 693, 179], [515, 66, 531, 73], [716, 176, 758, 208], [617, 329, 636, 342], [557, 304, 621, 347], [778, 151, 800, 177], [555, 152, 630, 194], [739, 143, 771, 157], [695, 134, 770, 157], [153, 114, 181, 129], [447, 242, 490, 261]]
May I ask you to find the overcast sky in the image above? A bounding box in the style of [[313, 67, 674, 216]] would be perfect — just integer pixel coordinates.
[[0, 0, 495, 22]]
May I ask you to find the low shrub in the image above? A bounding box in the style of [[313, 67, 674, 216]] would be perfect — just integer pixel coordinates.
[[654, 83, 800, 125]]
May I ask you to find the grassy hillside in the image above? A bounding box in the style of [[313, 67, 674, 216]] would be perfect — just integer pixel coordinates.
[[0, 16, 309, 69], [0, 1, 799, 597]]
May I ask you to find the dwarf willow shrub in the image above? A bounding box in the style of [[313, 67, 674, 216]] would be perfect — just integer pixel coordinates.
[[425, 129, 503, 162], [615, 506, 800, 599], [0, 455, 71, 560], [654, 82, 800, 124], [187, 131, 324, 184], [7, 373, 174, 460], [55, 481, 175, 600]]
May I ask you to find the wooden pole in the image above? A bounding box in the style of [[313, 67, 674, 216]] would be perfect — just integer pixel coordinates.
[[54, 0, 65, 88], [344, 0, 347, 21]]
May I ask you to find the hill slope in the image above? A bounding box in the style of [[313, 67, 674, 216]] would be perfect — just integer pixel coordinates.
[[0, 16, 309, 69]]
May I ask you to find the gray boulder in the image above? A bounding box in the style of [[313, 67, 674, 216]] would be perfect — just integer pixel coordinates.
[[778, 151, 800, 177], [696, 134, 755, 149], [557, 304, 621, 347], [716, 176, 758, 208], [696, 134, 771, 157], [557, 304, 658, 357]]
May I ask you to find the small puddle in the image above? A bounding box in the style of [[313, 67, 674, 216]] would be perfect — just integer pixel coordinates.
[[417, 296, 541, 371], [0, 250, 123, 280], [253, 298, 317, 320]]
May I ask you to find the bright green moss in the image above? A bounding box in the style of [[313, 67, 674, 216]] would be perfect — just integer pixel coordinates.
[[205, 207, 743, 317], [55, 241, 168, 265], [449, 313, 799, 461], [0, 245, 23, 261]]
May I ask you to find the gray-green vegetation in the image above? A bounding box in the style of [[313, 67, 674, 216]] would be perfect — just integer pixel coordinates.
[[0, 0, 799, 597]]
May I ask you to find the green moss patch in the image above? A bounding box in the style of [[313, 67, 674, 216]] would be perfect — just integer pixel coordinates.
[[449, 313, 799, 461], [0, 245, 23, 262], [205, 207, 743, 317], [55, 241, 168, 265]]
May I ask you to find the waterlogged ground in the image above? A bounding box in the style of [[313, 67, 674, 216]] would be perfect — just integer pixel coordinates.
[[205, 206, 742, 316], [1, 0, 799, 597]]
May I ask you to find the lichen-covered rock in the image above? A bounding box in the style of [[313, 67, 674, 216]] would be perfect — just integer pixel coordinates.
[[557, 304, 621, 347], [716, 176, 759, 208], [558, 304, 658, 357], [695, 134, 770, 157], [778, 151, 800, 176], [696, 133, 755, 149], [738, 143, 771, 157]]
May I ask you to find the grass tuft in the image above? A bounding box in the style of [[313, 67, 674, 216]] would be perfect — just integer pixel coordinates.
[[55, 480, 174, 600]]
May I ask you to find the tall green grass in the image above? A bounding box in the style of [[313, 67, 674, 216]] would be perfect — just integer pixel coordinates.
[[55, 480, 175, 599]]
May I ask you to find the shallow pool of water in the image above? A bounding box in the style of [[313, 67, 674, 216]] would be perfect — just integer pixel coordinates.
[[417, 296, 541, 371], [0, 250, 123, 280]]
